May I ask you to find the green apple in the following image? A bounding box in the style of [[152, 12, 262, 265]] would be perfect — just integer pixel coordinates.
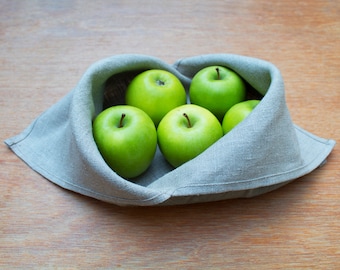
[[157, 104, 223, 168], [189, 66, 246, 121], [93, 105, 157, 179], [222, 99, 260, 134], [125, 69, 187, 126]]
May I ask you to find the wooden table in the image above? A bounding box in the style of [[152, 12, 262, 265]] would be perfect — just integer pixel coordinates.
[[1, 0, 339, 268]]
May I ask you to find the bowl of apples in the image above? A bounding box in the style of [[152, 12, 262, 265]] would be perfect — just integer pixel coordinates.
[[5, 54, 335, 206]]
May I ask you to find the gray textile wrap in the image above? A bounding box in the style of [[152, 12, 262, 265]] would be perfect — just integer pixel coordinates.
[[5, 54, 336, 206]]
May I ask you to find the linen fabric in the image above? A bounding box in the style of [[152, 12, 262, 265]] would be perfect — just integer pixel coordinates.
[[5, 54, 336, 206]]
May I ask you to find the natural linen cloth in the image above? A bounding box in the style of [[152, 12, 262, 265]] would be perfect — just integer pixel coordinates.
[[5, 54, 336, 206]]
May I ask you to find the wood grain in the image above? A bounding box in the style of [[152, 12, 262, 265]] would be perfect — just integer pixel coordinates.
[[1, 0, 339, 269]]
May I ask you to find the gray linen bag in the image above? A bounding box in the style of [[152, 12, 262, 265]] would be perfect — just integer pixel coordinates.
[[5, 54, 336, 206]]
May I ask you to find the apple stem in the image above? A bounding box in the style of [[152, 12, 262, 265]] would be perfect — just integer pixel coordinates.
[[119, 113, 126, 128], [216, 67, 220, 80], [183, 113, 192, 128], [156, 80, 165, 86]]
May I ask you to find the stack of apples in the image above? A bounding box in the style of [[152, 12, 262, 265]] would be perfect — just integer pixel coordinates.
[[93, 66, 260, 178]]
